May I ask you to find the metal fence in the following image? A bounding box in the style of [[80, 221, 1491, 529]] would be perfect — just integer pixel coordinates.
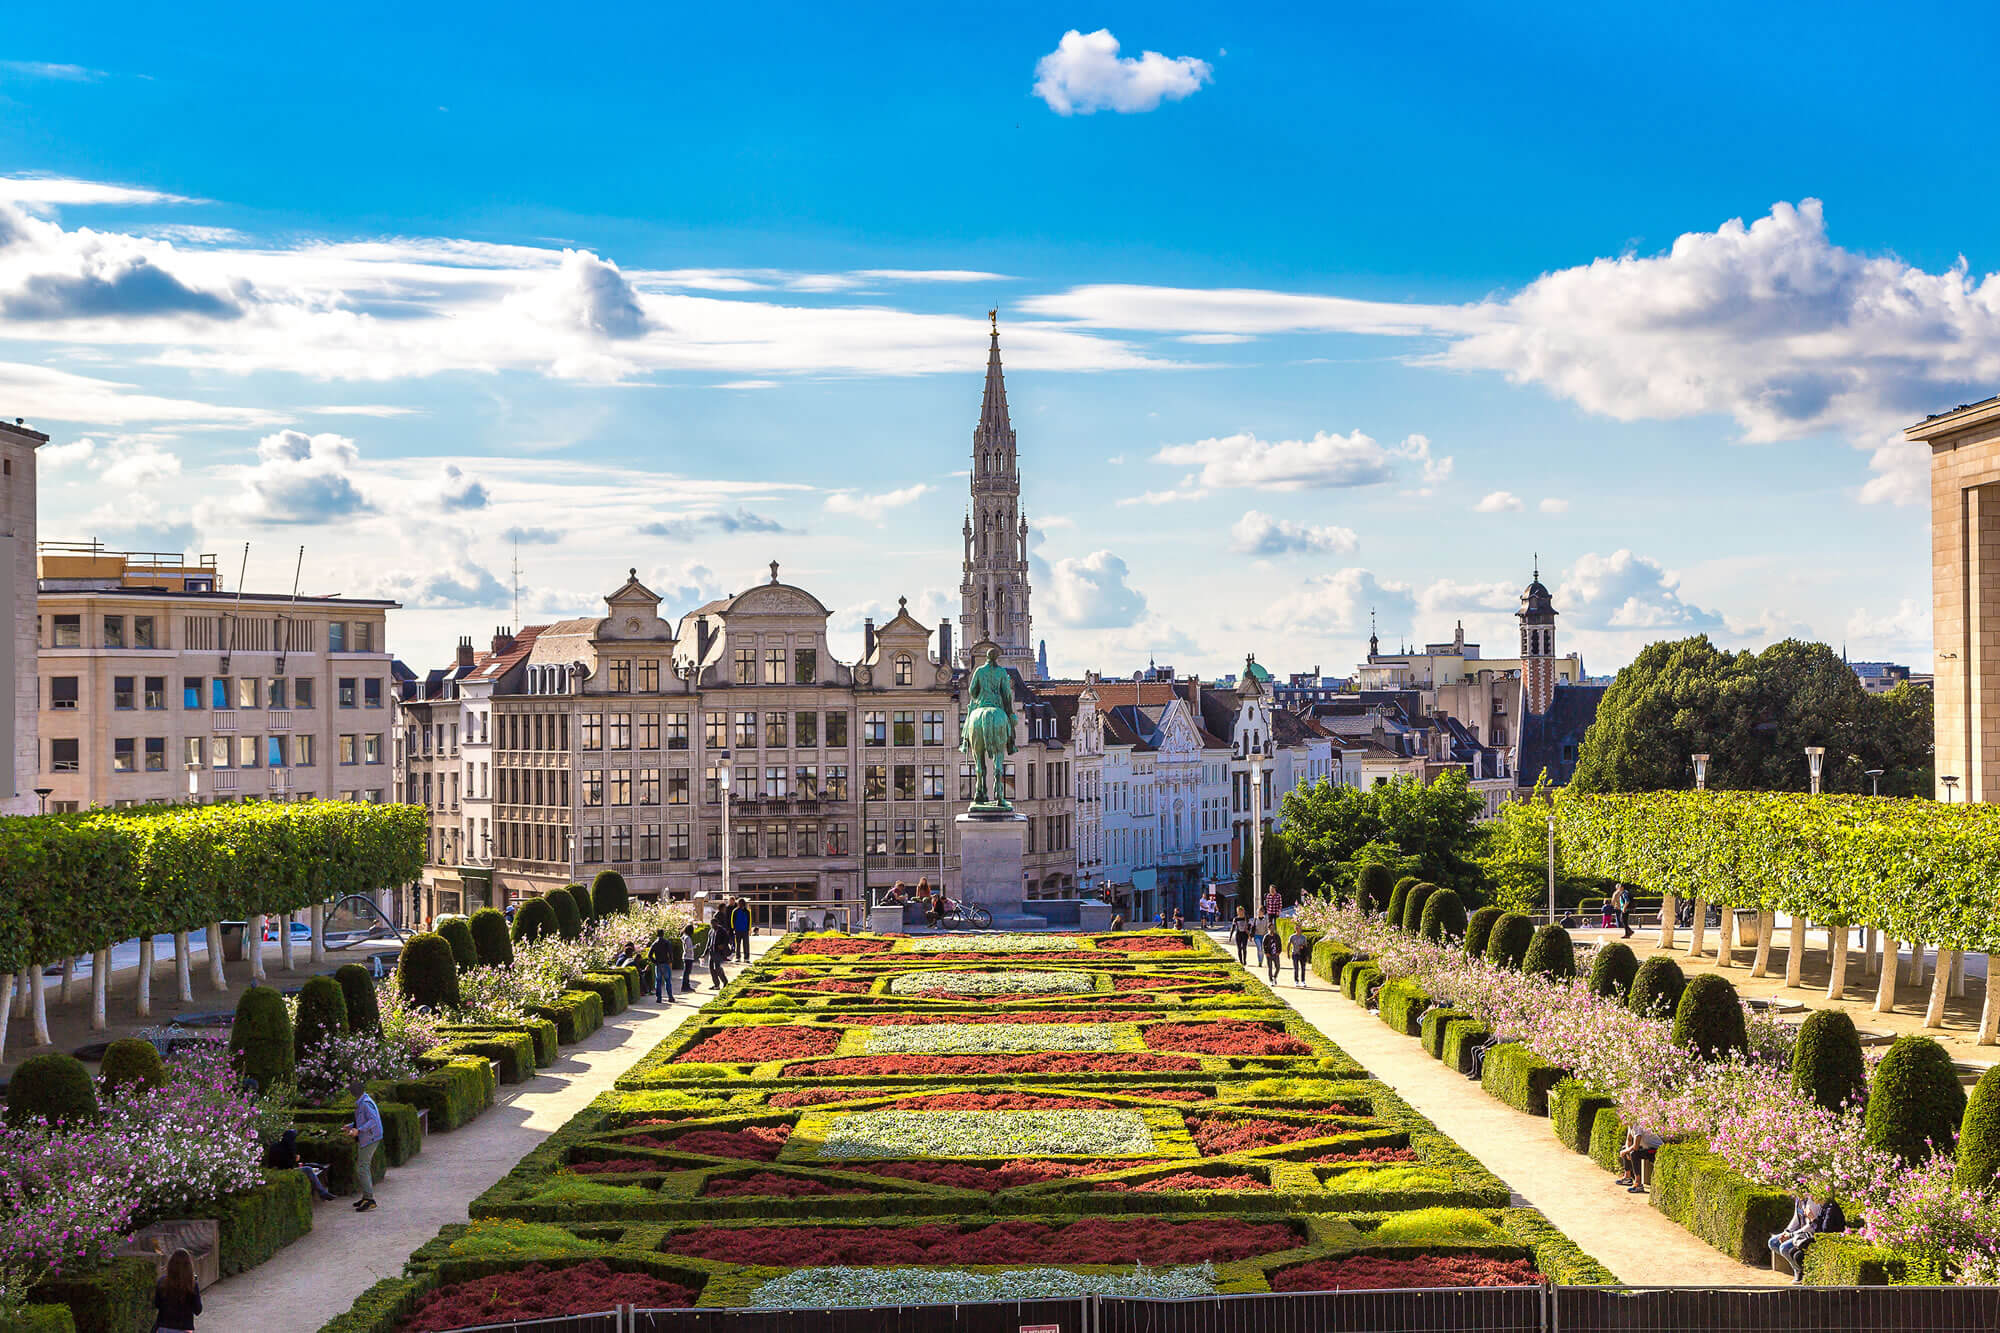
[[1097, 1286, 1542, 1333]]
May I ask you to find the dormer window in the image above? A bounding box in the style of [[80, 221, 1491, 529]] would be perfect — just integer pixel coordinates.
[[894, 654, 914, 686]]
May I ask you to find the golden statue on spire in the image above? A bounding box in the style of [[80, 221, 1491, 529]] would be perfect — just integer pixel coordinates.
[[989, 307, 998, 335]]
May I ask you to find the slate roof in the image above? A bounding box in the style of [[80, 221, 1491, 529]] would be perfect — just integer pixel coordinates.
[[1514, 682, 1608, 788]]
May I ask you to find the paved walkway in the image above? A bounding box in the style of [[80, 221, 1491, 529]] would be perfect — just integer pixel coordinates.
[[201, 937, 771, 1333], [1253, 953, 1791, 1288]]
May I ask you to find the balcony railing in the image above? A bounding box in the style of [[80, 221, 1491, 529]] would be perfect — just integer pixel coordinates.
[[268, 710, 293, 731]]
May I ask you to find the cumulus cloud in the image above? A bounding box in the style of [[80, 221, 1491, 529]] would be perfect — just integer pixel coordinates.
[[523, 249, 648, 339], [501, 525, 562, 545], [1845, 598, 1929, 652], [0, 202, 243, 322], [824, 484, 929, 519], [363, 561, 510, 609], [1474, 490, 1524, 513], [1032, 29, 1213, 115], [1229, 509, 1359, 556], [1558, 550, 1723, 632], [80, 493, 193, 555], [199, 428, 372, 526], [435, 464, 490, 511], [38, 435, 96, 468], [639, 506, 788, 540], [97, 440, 181, 489], [650, 560, 722, 611], [1259, 568, 1416, 637], [1417, 578, 1520, 616], [1148, 429, 1449, 497], [1540, 497, 1570, 514], [1041, 550, 1147, 628]]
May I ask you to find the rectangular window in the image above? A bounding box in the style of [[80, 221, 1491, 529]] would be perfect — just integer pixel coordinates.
[[609, 771, 631, 806], [825, 764, 849, 802], [735, 824, 757, 859], [703, 713, 727, 749], [795, 648, 816, 685], [766, 765, 789, 799], [212, 677, 233, 710], [114, 676, 136, 710], [236, 735, 259, 768], [959, 763, 974, 801], [339, 734, 358, 765], [295, 734, 315, 767], [338, 678, 357, 708], [1027, 764, 1037, 800], [581, 826, 604, 862], [364, 734, 383, 764], [636, 768, 660, 805], [104, 615, 130, 649], [733, 647, 756, 684], [668, 824, 690, 861], [183, 737, 204, 769], [640, 823, 661, 861], [863, 711, 887, 747], [825, 711, 848, 748], [328, 621, 346, 653], [237, 677, 259, 710], [765, 710, 787, 748], [894, 818, 917, 854], [864, 819, 887, 856], [364, 678, 382, 708], [704, 764, 724, 803], [892, 710, 916, 747], [922, 764, 945, 800], [183, 676, 204, 709], [213, 737, 233, 769], [666, 711, 689, 749], [766, 822, 788, 857], [797, 823, 820, 857], [141, 737, 164, 772], [266, 735, 287, 768], [865, 763, 887, 801], [705, 825, 722, 859], [827, 823, 851, 856], [735, 762, 757, 797], [266, 677, 286, 710], [608, 659, 632, 692], [611, 825, 632, 862], [294, 677, 314, 709], [50, 738, 79, 772], [113, 737, 136, 772], [52, 615, 81, 647], [735, 710, 757, 747], [134, 616, 155, 649], [638, 660, 659, 693], [581, 714, 603, 750], [582, 772, 604, 807], [353, 622, 375, 652], [922, 710, 946, 745], [794, 711, 817, 747], [49, 676, 79, 710], [609, 713, 632, 750], [666, 768, 689, 805], [765, 647, 787, 684], [795, 764, 818, 800], [638, 714, 660, 750], [922, 816, 943, 855], [894, 763, 916, 801]]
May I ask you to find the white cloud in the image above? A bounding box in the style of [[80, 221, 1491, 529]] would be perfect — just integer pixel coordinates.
[[1844, 599, 1929, 653], [97, 440, 181, 489], [1042, 550, 1147, 628], [639, 507, 789, 540], [824, 484, 930, 519], [514, 248, 648, 340], [1474, 490, 1524, 513], [0, 176, 190, 209], [1032, 29, 1213, 116], [39, 436, 96, 468], [1150, 429, 1447, 494], [197, 428, 372, 527], [1559, 550, 1723, 632], [435, 463, 490, 511], [1417, 579, 1520, 616], [1539, 497, 1569, 514], [362, 561, 510, 609], [501, 525, 562, 545], [1229, 509, 1359, 557], [0, 63, 107, 83], [1259, 568, 1414, 632]]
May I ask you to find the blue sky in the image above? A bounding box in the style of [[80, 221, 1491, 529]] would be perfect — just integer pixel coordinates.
[[4, 3, 1994, 676]]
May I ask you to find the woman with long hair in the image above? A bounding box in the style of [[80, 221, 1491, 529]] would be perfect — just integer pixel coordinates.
[[155, 1248, 202, 1332]]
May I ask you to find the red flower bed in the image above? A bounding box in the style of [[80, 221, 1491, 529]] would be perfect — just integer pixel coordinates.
[[785, 938, 893, 956], [566, 1157, 667, 1175], [1303, 1145, 1418, 1164], [876, 1091, 1121, 1111], [784, 1053, 1200, 1077], [1096, 1170, 1269, 1193], [1122, 1086, 1211, 1102], [1099, 935, 1191, 952], [400, 1261, 695, 1330], [702, 1172, 869, 1198], [900, 950, 1101, 962], [1271, 1255, 1542, 1291], [660, 1217, 1299, 1266], [676, 1026, 840, 1064], [771, 978, 872, 993], [1142, 1022, 1312, 1055], [861, 1010, 1149, 1027], [624, 1125, 792, 1160], [1186, 1114, 1347, 1154], [860, 1159, 1171, 1190], [1114, 975, 1229, 991]]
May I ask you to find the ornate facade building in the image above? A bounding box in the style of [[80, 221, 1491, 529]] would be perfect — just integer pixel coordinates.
[[960, 313, 1037, 676]]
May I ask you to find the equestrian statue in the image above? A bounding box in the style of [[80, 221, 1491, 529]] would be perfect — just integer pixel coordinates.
[[960, 647, 1017, 811]]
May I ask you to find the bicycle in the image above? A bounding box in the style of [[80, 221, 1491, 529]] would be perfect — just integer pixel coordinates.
[[936, 900, 993, 930]]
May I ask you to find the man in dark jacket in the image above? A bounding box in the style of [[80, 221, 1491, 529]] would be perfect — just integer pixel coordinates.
[[708, 917, 731, 989], [731, 897, 752, 961], [1288, 928, 1315, 987], [648, 929, 676, 1003]]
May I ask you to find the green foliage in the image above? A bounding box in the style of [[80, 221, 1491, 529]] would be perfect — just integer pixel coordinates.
[[1649, 1143, 1796, 1264], [385, 1055, 495, 1132], [227, 984, 295, 1092], [1586, 941, 1638, 999], [565, 881, 595, 925], [590, 869, 631, 917], [1372, 1207, 1506, 1245], [0, 799, 424, 975], [27, 1254, 154, 1333], [396, 931, 463, 1010], [527, 990, 604, 1044], [546, 888, 584, 940], [1235, 828, 1305, 907], [1419, 1006, 1469, 1060], [428, 1030, 536, 1084], [1418, 888, 1467, 944], [469, 907, 514, 967], [98, 1037, 166, 1098], [1864, 1035, 1968, 1164], [336, 962, 382, 1035], [1587, 1106, 1630, 1174], [1441, 1018, 1491, 1076], [1550, 1078, 1615, 1155], [292, 974, 350, 1063], [1801, 1234, 1911, 1286], [9, 1305, 74, 1332], [1308, 937, 1353, 985], [1377, 978, 1433, 1036], [1356, 862, 1394, 913], [1483, 912, 1534, 970], [1464, 905, 1503, 959], [190, 1169, 312, 1276], [1385, 879, 1411, 929], [437, 916, 479, 971], [1521, 924, 1576, 981], [1400, 882, 1438, 934], [5, 1052, 99, 1125], [1275, 772, 1487, 903], [1955, 1066, 2000, 1192], [295, 1099, 424, 1166], [510, 895, 559, 944], [1627, 955, 1687, 1019], [1671, 973, 1748, 1059], [1481, 1043, 1566, 1116], [1790, 1008, 1867, 1115]]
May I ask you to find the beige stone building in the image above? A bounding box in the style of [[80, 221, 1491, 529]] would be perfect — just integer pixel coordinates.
[[35, 544, 398, 810], [1, 419, 45, 816], [1909, 395, 2000, 802]]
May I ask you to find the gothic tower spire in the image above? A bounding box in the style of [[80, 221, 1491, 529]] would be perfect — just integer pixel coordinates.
[[960, 311, 1036, 675]]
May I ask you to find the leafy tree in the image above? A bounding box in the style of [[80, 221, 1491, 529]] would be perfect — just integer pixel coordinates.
[[1236, 828, 1304, 907], [1278, 771, 1485, 896]]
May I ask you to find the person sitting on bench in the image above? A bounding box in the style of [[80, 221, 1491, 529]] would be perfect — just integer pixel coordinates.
[[1466, 1032, 1525, 1080], [1615, 1125, 1663, 1191]]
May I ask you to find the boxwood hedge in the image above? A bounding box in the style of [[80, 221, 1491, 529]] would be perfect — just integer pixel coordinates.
[[1481, 1043, 1566, 1117]]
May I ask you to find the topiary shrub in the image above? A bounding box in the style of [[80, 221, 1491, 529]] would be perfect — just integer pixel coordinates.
[[227, 985, 295, 1092], [1865, 1035, 1967, 1165], [546, 888, 584, 940], [292, 975, 350, 1064], [1627, 955, 1687, 1020], [1521, 924, 1576, 981], [1356, 863, 1395, 914], [1586, 941, 1639, 1000], [436, 917, 479, 971], [1953, 1066, 2000, 1193], [1671, 973, 1748, 1059], [396, 932, 462, 1011], [1419, 888, 1467, 944], [6, 1052, 100, 1125], [590, 869, 630, 917], [1401, 883, 1438, 934], [1483, 913, 1534, 970], [564, 881, 595, 925], [1386, 878, 1413, 928], [511, 896, 559, 944], [469, 907, 514, 967], [1791, 1008, 1866, 1115], [1464, 906, 1504, 959], [99, 1038, 166, 1099], [336, 962, 382, 1036]]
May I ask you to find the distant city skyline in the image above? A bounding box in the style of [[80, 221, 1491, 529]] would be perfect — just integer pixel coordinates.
[[6, 3, 1987, 677]]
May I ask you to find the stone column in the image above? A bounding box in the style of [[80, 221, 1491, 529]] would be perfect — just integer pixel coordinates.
[[1658, 893, 1678, 952], [1826, 928, 1849, 1001], [248, 914, 266, 982], [1926, 950, 1960, 1029], [1874, 939, 1899, 1013], [174, 932, 193, 1002], [1751, 910, 1776, 977], [89, 948, 108, 1031], [206, 922, 228, 992], [135, 938, 153, 1019], [1784, 917, 1806, 988], [1685, 900, 1708, 962]]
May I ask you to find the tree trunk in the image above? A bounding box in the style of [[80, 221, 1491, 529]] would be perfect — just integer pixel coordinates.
[[1717, 908, 1737, 968], [30, 968, 50, 1047], [278, 912, 296, 972], [59, 955, 77, 1004], [248, 914, 266, 982], [174, 932, 193, 1002], [1751, 910, 1775, 977], [1980, 958, 2000, 1046], [1659, 893, 1678, 952], [136, 938, 153, 1018], [1686, 900, 1708, 962], [309, 904, 326, 963], [1874, 939, 1899, 1013], [1863, 928, 1878, 976], [206, 922, 228, 992], [0, 973, 12, 1060], [1784, 916, 1806, 988], [1826, 928, 1849, 1001], [11, 971, 26, 1017], [1926, 949, 1959, 1028], [90, 948, 109, 1031], [1950, 950, 1969, 999], [1907, 941, 1926, 988]]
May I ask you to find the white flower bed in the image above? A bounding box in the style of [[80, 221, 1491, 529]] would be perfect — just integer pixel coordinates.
[[747, 1263, 1219, 1308], [887, 970, 1095, 996], [862, 1022, 1125, 1054], [907, 933, 1084, 952], [809, 1108, 1157, 1160]]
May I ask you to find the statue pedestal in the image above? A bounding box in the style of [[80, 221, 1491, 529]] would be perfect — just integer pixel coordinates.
[[955, 813, 1042, 929]]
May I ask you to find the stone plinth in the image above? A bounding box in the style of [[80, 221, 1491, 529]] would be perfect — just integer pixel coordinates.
[[1079, 902, 1115, 931], [957, 812, 1029, 921]]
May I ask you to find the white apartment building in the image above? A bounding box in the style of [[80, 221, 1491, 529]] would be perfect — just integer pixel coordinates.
[[1, 419, 45, 816]]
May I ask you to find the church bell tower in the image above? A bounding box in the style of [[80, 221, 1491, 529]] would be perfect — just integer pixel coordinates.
[[959, 311, 1037, 675]]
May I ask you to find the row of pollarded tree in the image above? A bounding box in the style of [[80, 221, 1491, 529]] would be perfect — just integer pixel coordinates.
[[0, 800, 425, 1057], [1537, 790, 2000, 1041]]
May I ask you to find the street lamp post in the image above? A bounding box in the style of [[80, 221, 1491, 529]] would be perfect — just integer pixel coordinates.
[[33, 786, 52, 815], [1805, 746, 1825, 796], [719, 751, 733, 913], [1249, 757, 1265, 919], [1864, 768, 1884, 798], [1941, 775, 1960, 804], [1691, 754, 1710, 791], [1546, 813, 1557, 927]]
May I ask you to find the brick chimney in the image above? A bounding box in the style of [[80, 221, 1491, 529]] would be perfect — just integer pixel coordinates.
[[491, 625, 515, 655], [863, 616, 876, 659], [456, 635, 476, 669], [938, 617, 954, 668]]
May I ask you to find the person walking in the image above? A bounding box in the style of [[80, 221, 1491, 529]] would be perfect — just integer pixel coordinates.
[[154, 1248, 202, 1333], [1232, 909, 1252, 965], [731, 897, 752, 962], [1612, 883, 1635, 939], [1289, 926, 1314, 988], [344, 1078, 383, 1212], [1263, 884, 1282, 921], [707, 917, 731, 989], [1261, 927, 1281, 982], [680, 921, 699, 992], [648, 929, 676, 1003]]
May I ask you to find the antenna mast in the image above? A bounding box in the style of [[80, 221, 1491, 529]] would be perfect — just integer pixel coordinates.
[[511, 538, 522, 626]]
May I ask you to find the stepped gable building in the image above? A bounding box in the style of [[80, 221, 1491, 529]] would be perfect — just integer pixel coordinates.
[[960, 311, 1037, 677]]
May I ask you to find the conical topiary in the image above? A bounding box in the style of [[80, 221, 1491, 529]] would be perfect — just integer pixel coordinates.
[[1521, 924, 1576, 981], [4, 1052, 99, 1126], [1419, 888, 1468, 944], [1386, 878, 1415, 928], [292, 975, 349, 1065], [565, 882, 595, 925], [1465, 906, 1505, 960], [396, 931, 462, 1010], [1671, 973, 1747, 1059], [437, 916, 479, 971], [547, 888, 584, 941], [336, 962, 381, 1035], [1627, 955, 1687, 1020], [1954, 1066, 2000, 1192], [1865, 1035, 1967, 1165], [470, 907, 514, 967], [1357, 863, 1395, 915], [591, 869, 631, 917], [511, 895, 559, 944], [1401, 883, 1439, 934], [1483, 913, 1535, 970], [1790, 1008, 1866, 1114], [99, 1038, 166, 1098], [1586, 941, 1639, 1000], [227, 985, 296, 1092]]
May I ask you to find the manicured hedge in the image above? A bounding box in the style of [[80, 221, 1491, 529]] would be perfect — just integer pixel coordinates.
[[1401, 882, 1439, 934], [444, 1019, 558, 1068], [469, 907, 514, 967], [1649, 1141, 1794, 1265], [426, 1030, 536, 1085], [1865, 1035, 1966, 1164], [1356, 863, 1394, 914], [6, 1052, 98, 1125], [1308, 938, 1353, 984], [396, 932, 462, 1010], [294, 1127, 391, 1194], [547, 888, 584, 940], [295, 1100, 424, 1167], [385, 1056, 495, 1132], [11, 1306, 74, 1333], [1671, 973, 1747, 1059], [27, 1254, 155, 1333], [228, 985, 295, 1092], [1549, 1078, 1615, 1156], [1481, 1043, 1566, 1117], [1377, 978, 1433, 1037], [1956, 1065, 2000, 1192], [1587, 1105, 1630, 1174], [1791, 1008, 1867, 1114], [98, 1037, 165, 1098], [1586, 941, 1638, 1000], [1419, 888, 1467, 944], [511, 895, 559, 944], [314, 1272, 439, 1333], [591, 869, 630, 917], [565, 881, 595, 926], [1801, 1234, 1911, 1285], [577, 972, 628, 1017], [337, 962, 382, 1035], [1627, 954, 1687, 1019], [1386, 877, 1416, 927], [293, 974, 349, 1063], [1419, 1006, 1470, 1061], [437, 917, 479, 971], [1521, 925, 1576, 981], [1341, 960, 1382, 1003], [1441, 1018, 1491, 1076], [191, 1169, 313, 1273], [527, 990, 604, 1044]]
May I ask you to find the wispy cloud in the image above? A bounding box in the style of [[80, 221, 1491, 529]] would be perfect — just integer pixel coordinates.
[[0, 61, 108, 82], [824, 484, 930, 519]]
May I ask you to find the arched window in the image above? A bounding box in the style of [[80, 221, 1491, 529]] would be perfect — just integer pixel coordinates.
[[894, 654, 913, 686]]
